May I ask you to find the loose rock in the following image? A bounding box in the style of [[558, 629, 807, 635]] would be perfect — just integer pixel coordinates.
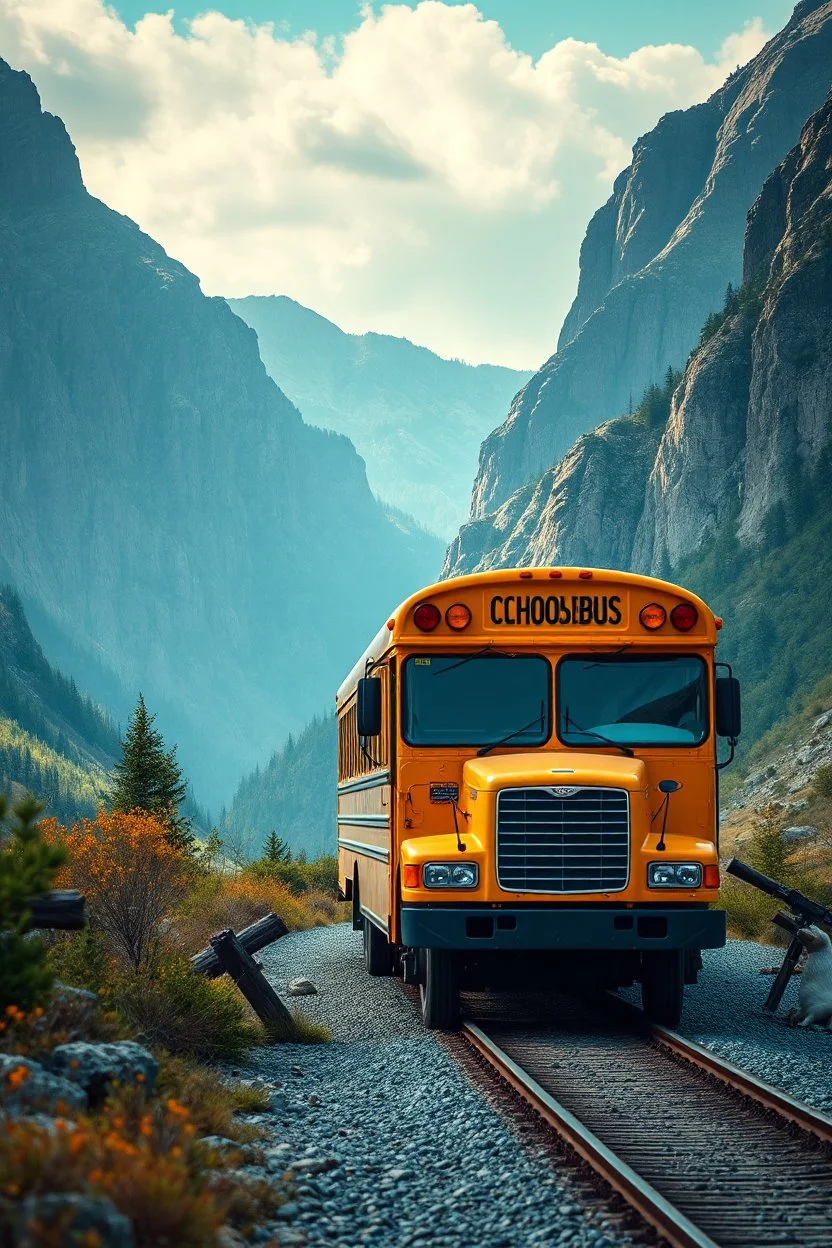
[[16, 1193, 133, 1248], [48, 1041, 158, 1103], [0, 1055, 87, 1114], [287, 978, 318, 996], [781, 825, 817, 842]]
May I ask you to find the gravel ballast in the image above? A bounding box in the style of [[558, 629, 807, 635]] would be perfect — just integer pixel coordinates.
[[670, 938, 832, 1113], [251, 925, 626, 1248], [246, 925, 831, 1246]]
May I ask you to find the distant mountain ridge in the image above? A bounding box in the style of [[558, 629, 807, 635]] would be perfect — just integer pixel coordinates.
[[0, 59, 443, 808], [467, 0, 832, 521], [0, 586, 117, 821], [227, 295, 530, 538]]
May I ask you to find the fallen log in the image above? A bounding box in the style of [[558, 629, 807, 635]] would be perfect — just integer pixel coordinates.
[[209, 928, 294, 1035], [190, 911, 287, 978], [26, 890, 86, 931]]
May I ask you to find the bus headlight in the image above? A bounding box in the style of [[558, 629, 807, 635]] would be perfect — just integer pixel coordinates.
[[648, 862, 702, 888], [423, 862, 479, 889]]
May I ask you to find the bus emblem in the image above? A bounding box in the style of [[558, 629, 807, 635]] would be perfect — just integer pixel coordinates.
[[549, 786, 580, 797]]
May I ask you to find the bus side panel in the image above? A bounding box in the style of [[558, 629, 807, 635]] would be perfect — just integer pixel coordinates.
[[336, 663, 394, 936], [337, 781, 392, 932]]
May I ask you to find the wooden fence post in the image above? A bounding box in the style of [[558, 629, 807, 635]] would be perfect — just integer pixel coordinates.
[[26, 890, 86, 931], [210, 928, 295, 1038], [191, 912, 288, 978]]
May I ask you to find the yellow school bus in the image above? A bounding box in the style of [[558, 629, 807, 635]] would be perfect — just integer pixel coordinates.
[[336, 567, 740, 1028]]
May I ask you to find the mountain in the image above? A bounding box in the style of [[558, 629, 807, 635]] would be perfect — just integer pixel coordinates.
[[444, 88, 832, 763], [467, 0, 832, 521], [222, 713, 336, 860], [0, 586, 117, 822], [0, 60, 443, 808], [226, 295, 530, 539]]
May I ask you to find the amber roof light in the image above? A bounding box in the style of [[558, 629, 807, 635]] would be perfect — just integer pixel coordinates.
[[640, 603, 667, 630], [445, 603, 472, 631]]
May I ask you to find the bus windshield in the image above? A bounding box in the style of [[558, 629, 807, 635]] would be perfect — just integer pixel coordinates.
[[558, 655, 708, 747], [402, 654, 551, 747]]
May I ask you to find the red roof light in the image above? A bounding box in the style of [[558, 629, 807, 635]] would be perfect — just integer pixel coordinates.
[[413, 602, 441, 632], [670, 603, 698, 632]]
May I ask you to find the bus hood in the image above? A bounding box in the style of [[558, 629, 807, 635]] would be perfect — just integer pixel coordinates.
[[462, 751, 648, 794]]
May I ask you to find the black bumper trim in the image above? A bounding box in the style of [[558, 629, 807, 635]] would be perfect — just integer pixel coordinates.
[[399, 905, 726, 952]]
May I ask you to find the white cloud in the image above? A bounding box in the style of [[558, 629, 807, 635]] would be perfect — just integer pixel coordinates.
[[0, 1, 771, 366]]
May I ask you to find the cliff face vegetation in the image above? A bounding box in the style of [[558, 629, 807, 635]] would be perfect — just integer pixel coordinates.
[[0, 59, 442, 807], [467, 0, 832, 521], [228, 296, 529, 539], [445, 88, 832, 760]]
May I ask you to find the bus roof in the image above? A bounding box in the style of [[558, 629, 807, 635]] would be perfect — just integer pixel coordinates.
[[336, 567, 719, 703]]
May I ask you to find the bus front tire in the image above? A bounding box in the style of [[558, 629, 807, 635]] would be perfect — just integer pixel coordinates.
[[640, 950, 684, 1027], [419, 948, 460, 1031], [363, 917, 394, 977]]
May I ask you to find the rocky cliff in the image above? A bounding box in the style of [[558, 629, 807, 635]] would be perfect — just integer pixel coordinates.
[[0, 60, 442, 807], [446, 91, 832, 581], [228, 296, 529, 539], [468, 0, 832, 520]]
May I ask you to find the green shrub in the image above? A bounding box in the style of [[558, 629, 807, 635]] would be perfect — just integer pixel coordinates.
[[721, 877, 782, 941], [747, 804, 791, 881], [246, 853, 338, 897], [813, 763, 832, 803], [0, 793, 65, 1010], [49, 923, 112, 994], [111, 952, 262, 1060]]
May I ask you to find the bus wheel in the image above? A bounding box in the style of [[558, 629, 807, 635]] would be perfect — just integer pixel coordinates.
[[640, 950, 684, 1027], [419, 948, 459, 1030], [363, 918, 393, 977]]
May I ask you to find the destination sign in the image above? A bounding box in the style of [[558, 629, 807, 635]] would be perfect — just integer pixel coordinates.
[[490, 593, 623, 627]]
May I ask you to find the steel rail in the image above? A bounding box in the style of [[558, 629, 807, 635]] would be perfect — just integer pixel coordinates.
[[461, 1019, 718, 1248], [600, 990, 832, 1144], [648, 1021, 832, 1144]]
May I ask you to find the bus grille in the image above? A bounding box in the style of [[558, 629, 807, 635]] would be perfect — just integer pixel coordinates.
[[496, 786, 630, 894]]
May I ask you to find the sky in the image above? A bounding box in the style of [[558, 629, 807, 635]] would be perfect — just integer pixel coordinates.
[[0, 1, 793, 367]]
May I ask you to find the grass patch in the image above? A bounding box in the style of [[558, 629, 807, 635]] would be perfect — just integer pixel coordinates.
[[154, 1054, 271, 1140], [267, 1010, 331, 1045]]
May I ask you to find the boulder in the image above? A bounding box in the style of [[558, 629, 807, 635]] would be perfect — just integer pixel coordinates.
[[286, 978, 318, 997], [0, 1055, 86, 1114], [47, 1041, 158, 1104], [16, 1194, 133, 1248], [781, 825, 817, 843]]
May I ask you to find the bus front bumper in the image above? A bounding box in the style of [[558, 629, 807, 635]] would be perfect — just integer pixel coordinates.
[[399, 905, 726, 952]]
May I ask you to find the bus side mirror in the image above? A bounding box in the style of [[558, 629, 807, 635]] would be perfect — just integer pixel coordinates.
[[357, 677, 382, 738], [716, 676, 741, 740]]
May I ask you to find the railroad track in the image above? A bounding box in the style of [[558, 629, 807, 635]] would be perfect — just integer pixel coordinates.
[[460, 999, 832, 1248]]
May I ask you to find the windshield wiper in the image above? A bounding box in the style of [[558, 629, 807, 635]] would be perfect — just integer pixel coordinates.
[[433, 645, 517, 676], [476, 702, 545, 757], [564, 707, 635, 758], [582, 643, 633, 670]]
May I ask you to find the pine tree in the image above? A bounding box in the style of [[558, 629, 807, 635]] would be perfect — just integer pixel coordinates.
[[110, 693, 193, 852], [263, 830, 292, 863]]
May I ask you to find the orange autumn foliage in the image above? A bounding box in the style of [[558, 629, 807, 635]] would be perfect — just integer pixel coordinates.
[[43, 810, 190, 970], [0, 1079, 275, 1248]]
